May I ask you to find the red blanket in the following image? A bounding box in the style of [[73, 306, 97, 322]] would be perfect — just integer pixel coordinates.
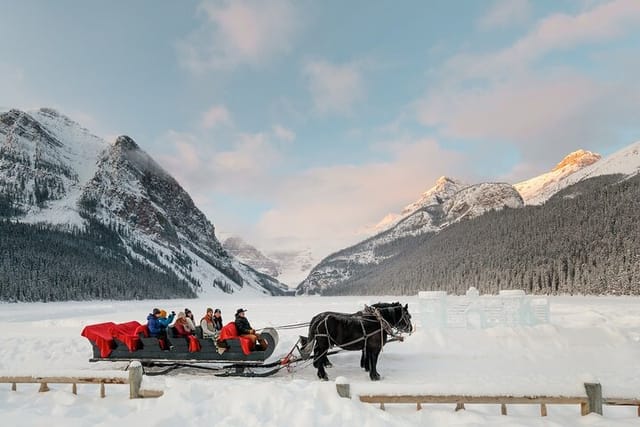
[[134, 324, 149, 337], [81, 322, 117, 357], [218, 322, 252, 355], [109, 321, 141, 351], [81, 321, 143, 357], [188, 335, 201, 352]]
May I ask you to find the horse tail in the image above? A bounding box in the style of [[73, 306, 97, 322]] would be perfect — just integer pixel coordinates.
[[303, 313, 326, 354]]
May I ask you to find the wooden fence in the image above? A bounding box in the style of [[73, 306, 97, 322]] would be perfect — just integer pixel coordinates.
[[1, 362, 163, 399], [336, 382, 640, 416]]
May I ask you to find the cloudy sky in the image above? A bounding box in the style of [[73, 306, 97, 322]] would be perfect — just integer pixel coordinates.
[[2, 0, 640, 260]]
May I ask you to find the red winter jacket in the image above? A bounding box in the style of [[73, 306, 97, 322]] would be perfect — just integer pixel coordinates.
[[174, 321, 192, 337]]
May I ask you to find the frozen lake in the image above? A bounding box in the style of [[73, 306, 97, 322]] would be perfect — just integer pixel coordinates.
[[1, 295, 640, 426]]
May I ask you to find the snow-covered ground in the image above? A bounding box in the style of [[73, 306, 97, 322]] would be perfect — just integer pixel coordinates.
[[1, 295, 640, 426]]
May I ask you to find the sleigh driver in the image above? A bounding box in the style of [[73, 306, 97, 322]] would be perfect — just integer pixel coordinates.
[[234, 308, 268, 350]]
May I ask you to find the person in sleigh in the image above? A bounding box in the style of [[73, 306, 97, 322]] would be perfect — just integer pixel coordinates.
[[234, 308, 267, 350]]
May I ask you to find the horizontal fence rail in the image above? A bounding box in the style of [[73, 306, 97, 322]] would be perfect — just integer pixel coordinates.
[[336, 382, 640, 416], [0, 362, 163, 399]]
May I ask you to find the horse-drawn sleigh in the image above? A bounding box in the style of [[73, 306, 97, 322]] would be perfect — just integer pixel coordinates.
[[81, 302, 412, 380]]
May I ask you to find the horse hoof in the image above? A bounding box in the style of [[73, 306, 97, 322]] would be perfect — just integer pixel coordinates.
[[370, 374, 380, 381]]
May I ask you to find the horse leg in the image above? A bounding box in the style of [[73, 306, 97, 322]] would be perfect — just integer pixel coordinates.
[[368, 349, 381, 381], [360, 350, 369, 371], [313, 340, 329, 381]]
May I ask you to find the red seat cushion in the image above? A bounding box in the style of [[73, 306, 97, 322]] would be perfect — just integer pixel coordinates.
[[217, 322, 252, 355]]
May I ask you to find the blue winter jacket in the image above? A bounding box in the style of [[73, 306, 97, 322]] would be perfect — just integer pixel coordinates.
[[147, 313, 175, 337]]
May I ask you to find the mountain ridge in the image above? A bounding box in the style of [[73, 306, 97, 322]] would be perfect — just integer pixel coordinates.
[[0, 108, 287, 301], [297, 141, 640, 295]]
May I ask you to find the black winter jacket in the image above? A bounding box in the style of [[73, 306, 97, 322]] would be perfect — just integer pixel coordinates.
[[213, 316, 223, 331], [235, 316, 252, 335]]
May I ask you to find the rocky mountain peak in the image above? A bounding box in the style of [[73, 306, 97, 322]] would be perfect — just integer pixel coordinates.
[[0, 109, 62, 149], [552, 149, 601, 172], [400, 176, 465, 215], [443, 182, 523, 223], [1, 107, 287, 296], [516, 149, 603, 205], [37, 107, 78, 126], [434, 175, 454, 187], [113, 135, 139, 151], [223, 237, 280, 278]]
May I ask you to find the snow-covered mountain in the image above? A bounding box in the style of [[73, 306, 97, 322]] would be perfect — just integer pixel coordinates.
[[515, 144, 640, 205], [267, 248, 316, 287], [297, 178, 522, 295], [370, 176, 464, 234], [0, 108, 105, 224], [0, 108, 287, 297], [442, 182, 523, 223], [515, 149, 601, 204], [223, 236, 316, 288], [298, 141, 640, 296], [223, 237, 280, 278]]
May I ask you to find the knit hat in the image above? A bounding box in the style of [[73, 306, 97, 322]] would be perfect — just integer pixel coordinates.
[[152, 308, 160, 315], [235, 308, 247, 316], [177, 311, 186, 319], [159, 309, 167, 317]]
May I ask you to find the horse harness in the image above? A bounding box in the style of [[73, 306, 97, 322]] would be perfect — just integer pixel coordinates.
[[311, 305, 409, 362]]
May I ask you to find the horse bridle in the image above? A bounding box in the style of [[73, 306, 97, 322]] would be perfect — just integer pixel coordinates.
[[365, 305, 412, 338]]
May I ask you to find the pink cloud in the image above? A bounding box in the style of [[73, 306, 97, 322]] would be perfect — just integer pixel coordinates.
[[478, 0, 531, 30], [214, 132, 282, 179], [156, 129, 471, 258], [201, 105, 232, 129], [178, 0, 299, 71], [304, 60, 365, 115], [254, 138, 469, 256], [418, 0, 640, 169], [272, 124, 295, 142], [448, 0, 640, 79], [156, 130, 284, 198]]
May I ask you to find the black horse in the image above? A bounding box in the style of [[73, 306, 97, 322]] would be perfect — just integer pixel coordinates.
[[306, 302, 405, 371], [305, 302, 412, 381]]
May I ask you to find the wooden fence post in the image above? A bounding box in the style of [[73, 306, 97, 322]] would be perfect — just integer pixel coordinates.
[[500, 403, 507, 415], [129, 361, 143, 399], [582, 383, 602, 416], [38, 382, 49, 392], [336, 384, 350, 399], [540, 403, 547, 416]]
